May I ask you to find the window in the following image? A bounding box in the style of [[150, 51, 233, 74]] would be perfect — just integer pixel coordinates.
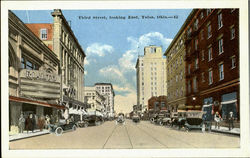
[[231, 27, 235, 40], [200, 11, 204, 19], [188, 80, 191, 93], [40, 29, 47, 40], [193, 77, 197, 92], [219, 63, 224, 80], [207, 9, 212, 15], [194, 19, 199, 30], [188, 64, 191, 74], [219, 38, 224, 54], [208, 47, 213, 61], [207, 24, 212, 38], [201, 50, 205, 61], [201, 29, 204, 40], [202, 72, 205, 82], [231, 56, 236, 69], [21, 56, 38, 70], [218, 12, 223, 29], [195, 58, 199, 69], [195, 39, 198, 50], [209, 69, 213, 85]]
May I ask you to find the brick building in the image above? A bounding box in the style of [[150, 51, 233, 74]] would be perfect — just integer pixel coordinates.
[[148, 96, 167, 113], [184, 9, 239, 120]]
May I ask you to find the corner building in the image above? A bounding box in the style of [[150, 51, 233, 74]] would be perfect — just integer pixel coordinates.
[[8, 11, 63, 134], [136, 46, 167, 112], [26, 9, 86, 118], [164, 27, 188, 112], [184, 9, 239, 120]]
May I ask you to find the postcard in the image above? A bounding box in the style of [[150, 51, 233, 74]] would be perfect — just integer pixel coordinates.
[[1, 0, 250, 157]]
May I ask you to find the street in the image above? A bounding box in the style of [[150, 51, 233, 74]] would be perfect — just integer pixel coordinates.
[[9, 120, 240, 149]]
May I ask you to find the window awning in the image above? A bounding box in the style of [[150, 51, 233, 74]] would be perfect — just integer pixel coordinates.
[[9, 96, 65, 109]]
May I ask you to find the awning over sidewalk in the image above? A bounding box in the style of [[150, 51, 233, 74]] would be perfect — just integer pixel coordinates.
[[9, 96, 65, 109]]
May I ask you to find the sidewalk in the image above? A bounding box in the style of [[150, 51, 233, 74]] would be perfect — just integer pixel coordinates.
[[211, 125, 240, 136], [9, 129, 50, 141]]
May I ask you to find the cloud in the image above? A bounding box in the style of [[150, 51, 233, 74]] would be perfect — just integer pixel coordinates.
[[84, 70, 87, 75], [118, 32, 172, 72], [86, 43, 114, 57], [113, 84, 135, 94], [114, 92, 137, 114], [99, 65, 123, 80]]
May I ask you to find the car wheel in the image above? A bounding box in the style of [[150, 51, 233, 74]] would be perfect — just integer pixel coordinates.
[[55, 127, 63, 136], [72, 125, 77, 131], [84, 123, 88, 128], [159, 121, 163, 126]]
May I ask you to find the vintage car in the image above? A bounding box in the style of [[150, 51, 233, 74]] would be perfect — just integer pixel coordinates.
[[170, 111, 186, 130], [150, 113, 158, 124], [49, 119, 77, 136], [184, 111, 205, 132], [116, 113, 125, 125], [86, 114, 103, 126], [161, 112, 172, 126], [69, 113, 89, 128], [132, 113, 140, 123]]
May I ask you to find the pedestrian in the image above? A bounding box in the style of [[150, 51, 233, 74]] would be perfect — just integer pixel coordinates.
[[18, 113, 25, 133], [25, 114, 34, 133], [34, 114, 38, 130], [228, 111, 234, 131], [214, 111, 221, 129], [45, 115, 51, 130]]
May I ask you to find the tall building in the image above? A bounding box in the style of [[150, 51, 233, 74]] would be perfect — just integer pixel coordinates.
[[94, 83, 115, 118], [84, 87, 106, 116], [26, 9, 86, 118], [8, 11, 63, 134], [184, 9, 239, 120], [164, 30, 187, 112], [135, 46, 167, 112]]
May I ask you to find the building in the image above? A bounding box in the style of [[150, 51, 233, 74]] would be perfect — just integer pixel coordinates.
[[26, 9, 87, 118], [164, 26, 188, 112], [148, 96, 167, 113], [95, 83, 115, 118], [84, 87, 106, 116], [184, 9, 239, 120], [135, 46, 167, 112], [9, 11, 63, 134]]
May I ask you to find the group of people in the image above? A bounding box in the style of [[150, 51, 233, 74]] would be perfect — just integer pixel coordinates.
[[214, 111, 235, 131], [18, 113, 57, 133]]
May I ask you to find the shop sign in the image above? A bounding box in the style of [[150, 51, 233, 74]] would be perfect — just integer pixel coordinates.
[[20, 69, 59, 82]]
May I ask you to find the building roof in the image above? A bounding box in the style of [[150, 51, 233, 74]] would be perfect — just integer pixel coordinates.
[[164, 9, 197, 56], [51, 9, 86, 57]]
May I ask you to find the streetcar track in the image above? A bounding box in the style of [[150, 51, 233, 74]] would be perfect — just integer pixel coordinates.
[[124, 120, 134, 149], [133, 122, 169, 148], [141, 121, 198, 148], [102, 123, 117, 149]]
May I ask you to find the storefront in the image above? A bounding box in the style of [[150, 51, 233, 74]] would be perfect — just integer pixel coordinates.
[[220, 92, 238, 120]]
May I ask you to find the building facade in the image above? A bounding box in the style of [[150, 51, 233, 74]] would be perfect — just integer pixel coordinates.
[[84, 87, 106, 116], [26, 9, 87, 118], [136, 46, 167, 112], [148, 96, 167, 113], [9, 11, 63, 134], [95, 83, 115, 118], [184, 9, 239, 119], [164, 31, 187, 112]]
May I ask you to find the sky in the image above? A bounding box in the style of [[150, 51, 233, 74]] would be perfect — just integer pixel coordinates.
[[13, 9, 192, 113]]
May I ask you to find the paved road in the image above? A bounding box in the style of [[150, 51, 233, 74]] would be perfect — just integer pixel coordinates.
[[9, 120, 240, 149]]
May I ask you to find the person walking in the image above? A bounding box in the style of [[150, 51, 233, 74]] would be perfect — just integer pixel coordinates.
[[45, 115, 51, 130], [26, 114, 34, 133], [228, 111, 234, 131], [38, 115, 45, 131], [214, 111, 221, 129], [18, 113, 25, 133]]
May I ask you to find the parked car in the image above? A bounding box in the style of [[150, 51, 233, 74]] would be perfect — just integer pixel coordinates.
[[49, 119, 77, 136], [86, 114, 103, 126], [170, 112, 186, 130], [185, 111, 205, 132]]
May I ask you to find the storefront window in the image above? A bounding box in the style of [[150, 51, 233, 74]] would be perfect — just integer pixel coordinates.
[[221, 92, 237, 119]]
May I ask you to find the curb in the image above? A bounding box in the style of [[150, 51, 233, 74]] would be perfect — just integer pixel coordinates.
[[211, 129, 240, 136], [9, 132, 50, 142]]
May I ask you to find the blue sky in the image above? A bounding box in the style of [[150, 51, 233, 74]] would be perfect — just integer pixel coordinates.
[[13, 9, 192, 113]]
